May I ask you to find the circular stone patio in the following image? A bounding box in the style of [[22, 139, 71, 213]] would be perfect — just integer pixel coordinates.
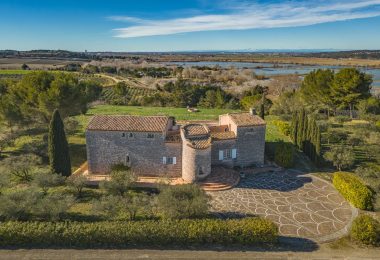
[[208, 169, 358, 243]]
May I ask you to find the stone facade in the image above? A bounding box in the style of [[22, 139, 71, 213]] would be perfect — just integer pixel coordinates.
[[86, 112, 266, 182]]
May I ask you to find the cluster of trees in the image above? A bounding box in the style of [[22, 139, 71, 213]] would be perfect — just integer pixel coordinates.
[[0, 72, 102, 129], [291, 110, 321, 164], [239, 85, 272, 117], [300, 68, 373, 118], [143, 80, 239, 109]]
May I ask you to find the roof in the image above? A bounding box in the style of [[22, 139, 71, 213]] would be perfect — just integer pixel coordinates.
[[228, 112, 266, 127], [182, 124, 211, 149], [183, 124, 209, 137], [209, 125, 236, 141], [87, 115, 169, 132], [187, 136, 211, 149]]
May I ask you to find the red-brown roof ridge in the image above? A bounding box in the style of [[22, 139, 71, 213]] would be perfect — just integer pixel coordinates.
[[87, 115, 169, 132]]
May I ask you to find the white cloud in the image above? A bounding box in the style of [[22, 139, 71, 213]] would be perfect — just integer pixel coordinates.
[[110, 0, 380, 38]]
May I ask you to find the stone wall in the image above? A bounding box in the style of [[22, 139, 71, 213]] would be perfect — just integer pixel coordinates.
[[211, 139, 237, 167], [235, 125, 266, 167], [182, 143, 211, 182], [86, 130, 182, 177]]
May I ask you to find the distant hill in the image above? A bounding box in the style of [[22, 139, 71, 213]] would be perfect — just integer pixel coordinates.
[[1, 49, 380, 60]]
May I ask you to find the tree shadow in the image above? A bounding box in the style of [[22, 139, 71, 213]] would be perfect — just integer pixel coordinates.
[[0, 237, 319, 252], [238, 170, 313, 192]]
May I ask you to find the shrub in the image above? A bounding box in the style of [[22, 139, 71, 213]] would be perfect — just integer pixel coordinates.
[[0, 189, 74, 221], [93, 193, 153, 220], [350, 215, 380, 245], [274, 142, 294, 168], [0, 154, 42, 184], [157, 184, 209, 219], [273, 120, 291, 136], [66, 174, 88, 198], [32, 170, 65, 194], [324, 145, 355, 171], [333, 172, 374, 210], [100, 165, 136, 196], [0, 218, 278, 247]]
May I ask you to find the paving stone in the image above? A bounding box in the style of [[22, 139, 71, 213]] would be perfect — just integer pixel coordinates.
[[208, 170, 355, 242]]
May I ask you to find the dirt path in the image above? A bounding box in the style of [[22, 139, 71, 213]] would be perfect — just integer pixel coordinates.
[[1, 246, 379, 259]]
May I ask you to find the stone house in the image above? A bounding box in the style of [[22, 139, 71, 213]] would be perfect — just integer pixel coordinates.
[[86, 111, 266, 182]]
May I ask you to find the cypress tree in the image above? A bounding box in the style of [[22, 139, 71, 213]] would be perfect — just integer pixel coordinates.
[[297, 109, 305, 149], [259, 103, 265, 119], [291, 111, 298, 144], [48, 109, 71, 176], [315, 126, 321, 165], [302, 110, 308, 152]]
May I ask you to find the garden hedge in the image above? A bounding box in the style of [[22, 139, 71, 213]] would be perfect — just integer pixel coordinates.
[[350, 215, 380, 246], [274, 142, 294, 168], [0, 218, 278, 247], [333, 172, 373, 210]]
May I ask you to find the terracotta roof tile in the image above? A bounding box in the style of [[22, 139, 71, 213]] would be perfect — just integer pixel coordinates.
[[184, 124, 209, 136], [187, 136, 211, 149], [228, 113, 266, 127], [87, 115, 169, 132], [209, 125, 236, 140]]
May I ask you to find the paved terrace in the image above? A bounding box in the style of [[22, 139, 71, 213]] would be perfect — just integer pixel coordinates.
[[208, 169, 358, 243]]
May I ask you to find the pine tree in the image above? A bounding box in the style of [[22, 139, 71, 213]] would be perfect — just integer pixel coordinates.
[[48, 109, 71, 176]]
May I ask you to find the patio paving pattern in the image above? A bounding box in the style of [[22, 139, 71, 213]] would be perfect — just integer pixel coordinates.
[[208, 169, 357, 243]]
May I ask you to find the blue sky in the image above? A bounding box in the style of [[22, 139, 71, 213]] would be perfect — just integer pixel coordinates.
[[1, 0, 380, 51]]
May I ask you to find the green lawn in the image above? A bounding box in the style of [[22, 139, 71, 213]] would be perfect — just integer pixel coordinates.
[[0, 70, 34, 75], [86, 105, 240, 121]]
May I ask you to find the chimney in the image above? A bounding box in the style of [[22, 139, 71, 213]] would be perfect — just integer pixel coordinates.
[[249, 107, 256, 115]]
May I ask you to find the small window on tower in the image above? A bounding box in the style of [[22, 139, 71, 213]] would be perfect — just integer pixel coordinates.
[[122, 133, 126, 137], [128, 133, 134, 138], [147, 133, 154, 139]]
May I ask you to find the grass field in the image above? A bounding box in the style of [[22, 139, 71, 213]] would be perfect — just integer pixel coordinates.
[[86, 105, 240, 121], [0, 69, 34, 74]]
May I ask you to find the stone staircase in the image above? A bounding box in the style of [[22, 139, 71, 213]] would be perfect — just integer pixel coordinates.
[[198, 167, 240, 191]]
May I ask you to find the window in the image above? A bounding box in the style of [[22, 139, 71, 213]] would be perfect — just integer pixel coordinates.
[[128, 133, 134, 138], [219, 149, 237, 161], [122, 133, 126, 137], [125, 155, 130, 166], [223, 149, 232, 160], [163, 157, 176, 165], [147, 133, 154, 139]]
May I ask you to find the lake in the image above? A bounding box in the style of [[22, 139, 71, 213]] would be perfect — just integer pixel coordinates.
[[167, 61, 380, 88]]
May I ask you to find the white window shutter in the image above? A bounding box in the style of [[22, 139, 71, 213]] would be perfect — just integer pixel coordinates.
[[232, 149, 237, 159], [162, 157, 167, 164], [219, 150, 223, 160], [173, 157, 177, 164]]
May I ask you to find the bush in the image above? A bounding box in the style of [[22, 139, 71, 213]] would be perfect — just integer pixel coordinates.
[[274, 142, 294, 168], [333, 172, 374, 210], [0, 218, 278, 247], [100, 165, 136, 196], [350, 215, 380, 245], [324, 145, 355, 171], [0, 189, 74, 221], [157, 184, 209, 219], [66, 174, 88, 198], [273, 120, 291, 136], [92, 193, 153, 220], [32, 171, 65, 194]]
